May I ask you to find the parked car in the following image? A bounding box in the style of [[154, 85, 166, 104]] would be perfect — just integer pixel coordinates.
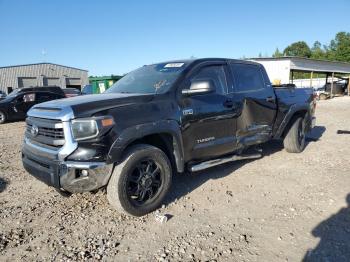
[[313, 79, 348, 100], [63, 88, 82, 98], [22, 58, 316, 216], [0, 86, 65, 124], [324, 80, 348, 95]]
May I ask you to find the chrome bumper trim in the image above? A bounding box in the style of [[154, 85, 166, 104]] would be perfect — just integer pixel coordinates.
[[58, 121, 78, 161], [65, 161, 108, 169], [60, 161, 113, 193]]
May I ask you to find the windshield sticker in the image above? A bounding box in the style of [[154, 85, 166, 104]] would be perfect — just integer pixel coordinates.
[[154, 80, 168, 90], [164, 63, 184, 68]]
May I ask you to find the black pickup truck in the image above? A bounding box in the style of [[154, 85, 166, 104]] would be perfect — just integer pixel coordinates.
[[22, 58, 316, 216], [0, 86, 65, 124]]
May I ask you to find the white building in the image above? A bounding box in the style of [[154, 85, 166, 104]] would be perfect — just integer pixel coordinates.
[[250, 57, 350, 88]]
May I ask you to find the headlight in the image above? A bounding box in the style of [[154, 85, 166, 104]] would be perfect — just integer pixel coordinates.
[[71, 116, 114, 141], [71, 119, 99, 141]]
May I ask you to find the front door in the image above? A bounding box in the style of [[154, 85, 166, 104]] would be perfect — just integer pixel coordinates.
[[181, 64, 237, 163], [12, 93, 36, 119]]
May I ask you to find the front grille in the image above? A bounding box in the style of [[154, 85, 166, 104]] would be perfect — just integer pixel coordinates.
[[26, 123, 64, 139], [25, 117, 66, 147]]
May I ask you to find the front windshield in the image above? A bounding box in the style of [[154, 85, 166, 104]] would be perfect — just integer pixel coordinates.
[[105, 62, 188, 94], [7, 89, 21, 98]]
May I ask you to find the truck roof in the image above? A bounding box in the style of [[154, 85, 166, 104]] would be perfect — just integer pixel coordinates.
[[14, 86, 64, 95], [153, 58, 262, 67]]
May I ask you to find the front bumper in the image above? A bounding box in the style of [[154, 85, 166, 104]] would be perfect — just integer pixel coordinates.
[[60, 162, 113, 193], [22, 143, 113, 193]]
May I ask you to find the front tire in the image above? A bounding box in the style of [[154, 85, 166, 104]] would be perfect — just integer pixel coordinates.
[[283, 117, 306, 153], [107, 144, 172, 216], [0, 111, 6, 124]]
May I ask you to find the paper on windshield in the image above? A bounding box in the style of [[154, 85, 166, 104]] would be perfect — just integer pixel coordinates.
[[164, 63, 184, 68]]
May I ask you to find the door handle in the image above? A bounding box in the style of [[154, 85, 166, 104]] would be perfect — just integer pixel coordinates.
[[266, 96, 275, 103], [223, 99, 234, 108]]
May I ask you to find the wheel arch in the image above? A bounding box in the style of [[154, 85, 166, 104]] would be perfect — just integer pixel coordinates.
[[107, 120, 185, 173], [274, 104, 310, 139]]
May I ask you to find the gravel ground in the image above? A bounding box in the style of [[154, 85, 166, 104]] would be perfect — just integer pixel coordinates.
[[1, 97, 350, 261]]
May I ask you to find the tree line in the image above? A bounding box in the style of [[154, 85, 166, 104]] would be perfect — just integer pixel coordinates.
[[271, 31, 350, 63]]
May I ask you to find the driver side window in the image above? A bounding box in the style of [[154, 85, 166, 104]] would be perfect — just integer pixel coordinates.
[[190, 65, 228, 95], [22, 93, 35, 103]]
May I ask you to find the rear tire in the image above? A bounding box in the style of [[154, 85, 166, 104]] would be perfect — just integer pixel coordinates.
[[0, 111, 6, 124], [107, 144, 172, 216], [283, 117, 306, 153]]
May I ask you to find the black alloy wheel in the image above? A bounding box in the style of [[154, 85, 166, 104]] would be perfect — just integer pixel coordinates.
[[127, 158, 163, 205]]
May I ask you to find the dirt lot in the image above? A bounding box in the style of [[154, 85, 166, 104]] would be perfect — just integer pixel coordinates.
[[1, 97, 350, 261]]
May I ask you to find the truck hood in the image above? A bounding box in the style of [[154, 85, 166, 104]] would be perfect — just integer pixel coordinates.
[[29, 93, 154, 120]]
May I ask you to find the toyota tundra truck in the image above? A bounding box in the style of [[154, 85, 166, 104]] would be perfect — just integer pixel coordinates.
[[22, 58, 316, 216]]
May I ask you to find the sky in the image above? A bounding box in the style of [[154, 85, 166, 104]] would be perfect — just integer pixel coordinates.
[[0, 0, 349, 75]]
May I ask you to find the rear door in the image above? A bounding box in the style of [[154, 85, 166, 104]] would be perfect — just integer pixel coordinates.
[[13, 93, 36, 118], [35, 92, 61, 104], [181, 63, 237, 162], [229, 62, 277, 146]]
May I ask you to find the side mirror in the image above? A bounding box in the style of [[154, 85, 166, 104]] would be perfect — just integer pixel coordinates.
[[182, 80, 215, 96]]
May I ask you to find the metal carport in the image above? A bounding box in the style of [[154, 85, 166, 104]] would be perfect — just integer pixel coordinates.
[[250, 57, 350, 98]]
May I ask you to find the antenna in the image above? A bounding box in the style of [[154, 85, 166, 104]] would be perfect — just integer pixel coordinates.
[[41, 49, 47, 62]]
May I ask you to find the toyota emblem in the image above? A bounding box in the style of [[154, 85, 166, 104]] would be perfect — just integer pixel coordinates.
[[31, 124, 39, 136]]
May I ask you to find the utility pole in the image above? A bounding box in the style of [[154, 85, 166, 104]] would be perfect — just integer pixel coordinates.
[[310, 71, 313, 88], [330, 72, 334, 99]]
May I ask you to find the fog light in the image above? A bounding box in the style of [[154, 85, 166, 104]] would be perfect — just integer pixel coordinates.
[[81, 170, 89, 177]]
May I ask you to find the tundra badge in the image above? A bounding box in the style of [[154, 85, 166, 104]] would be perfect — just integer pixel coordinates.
[[183, 109, 193, 116]]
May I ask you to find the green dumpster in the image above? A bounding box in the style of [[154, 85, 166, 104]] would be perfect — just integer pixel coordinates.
[[89, 75, 123, 94]]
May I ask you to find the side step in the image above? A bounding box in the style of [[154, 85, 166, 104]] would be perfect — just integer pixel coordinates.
[[190, 153, 262, 172]]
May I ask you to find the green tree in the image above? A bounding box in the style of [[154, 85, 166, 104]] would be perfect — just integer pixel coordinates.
[[272, 48, 283, 58], [326, 32, 350, 62], [311, 41, 326, 59], [283, 41, 312, 58]]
